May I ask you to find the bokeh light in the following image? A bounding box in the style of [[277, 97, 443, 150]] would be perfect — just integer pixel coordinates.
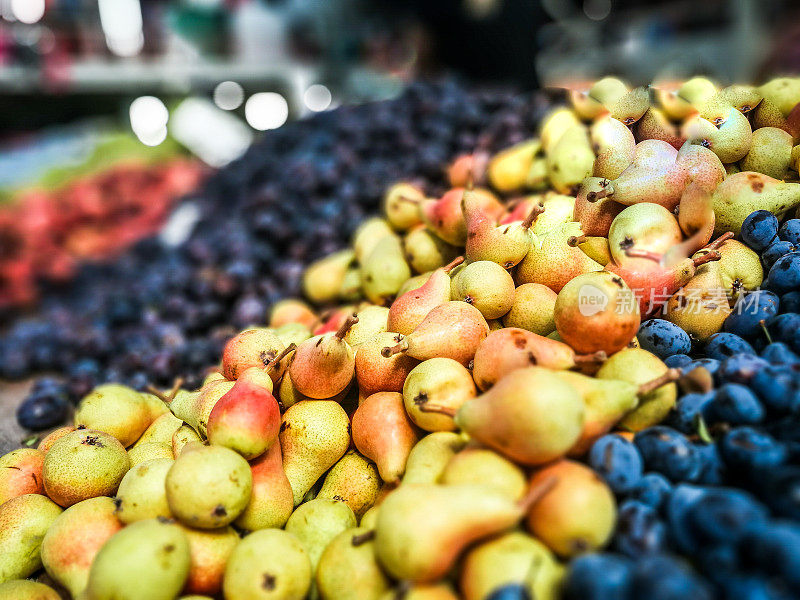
[[304, 84, 332, 112], [214, 81, 245, 111], [11, 0, 45, 24], [245, 92, 289, 131], [130, 96, 169, 145]]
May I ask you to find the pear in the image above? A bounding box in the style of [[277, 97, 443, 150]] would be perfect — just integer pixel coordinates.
[[361, 234, 412, 305], [464, 190, 539, 267], [86, 518, 190, 600], [289, 315, 357, 399], [286, 498, 357, 582], [43, 429, 130, 507], [609, 86, 650, 125], [530, 193, 575, 236], [317, 527, 391, 600], [115, 458, 173, 523], [448, 152, 489, 188], [554, 271, 641, 356], [516, 222, 604, 292], [223, 528, 311, 599], [275, 322, 313, 348], [222, 327, 286, 382], [353, 392, 421, 484], [270, 298, 317, 329], [303, 249, 355, 304], [166, 445, 252, 528], [421, 187, 503, 246], [128, 442, 174, 467], [402, 432, 467, 485], [173, 382, 232, 439], [683, 106, 752, 164], [75, 384, 166, 447], [0, 448, 44, 505], [172, 424, 202, 457], [608, 203, 683, 269], [396, 272, 431, 296], [715, 238, 763, 301], [501, 282, 557, 335], [567, 77, 626, 120], [450, 260, 515, 320], [635, 107, 686, 149], [459, 532, 564, 600], [207, 380, 281, 460], [0, 494, 62, 583], [179, 525, 239, 597], [655, 77, 717, 120], [711, 171, 800, 234], [387, 257, 463, 335], [526, 156, 549, 190], [343, 306, 389, 348], [133, 411, 183, 448], [281, 400, 351, 506], [758, 77, 800, 117], [37, 425, 75, 454], [354, 218, 395, 264], [380, 584, 458, 600], [374, 483, 539, 582], [355, 332, 419, 396], [540, 107, 581, 153], [546, 124, 595, 194], [575, 235, 612, 265], [382, 301, 489, 366], [487, 139, 541, 192], [360, 506, 380, 529], [318, 451, 381, 519], [402, 358, 477, 432], [471, 328, 606, 391], [441, 448, 527, 501], [40, 496, 122, 597], [591, 115, 636, 180], [339, 270, 364, 305], [0, 581, 60, 600], [525, 460, 616, 557], [384, 182, 425, 231], [574, 177, 624, 237], [740, 126, 794, 178], [235, 442, 294, 530], [403, 226, 459, 274], [421, 367, 584, 465], [597, 348, 678, 431]]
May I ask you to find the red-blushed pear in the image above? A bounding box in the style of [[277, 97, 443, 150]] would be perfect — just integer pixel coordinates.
[[234, 441, 294, 530], [0, 448, 44, 505], [178, 524, 239, 597], [382, 301, 489, 366], [206, 379, 281, 460], [635, 107, 686, 149], [355, 332, 419, 396], [448, 152, 490, 188], [387, 257, 463, 335], [419, 367, 584, 466], [419, 187, 503, 246], [352, 392, 421, 484], [269, 298, 317, 329], [574, 178, 624, 237], [289, 315, 358, 399], [312, 305, 357, 336], [471, 328, 606, 391], [221, 327, 286, 382]]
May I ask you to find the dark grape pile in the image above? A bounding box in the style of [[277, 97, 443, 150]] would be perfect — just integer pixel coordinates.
[[565, 212, 800, 600], [3, 80, 550, 428]]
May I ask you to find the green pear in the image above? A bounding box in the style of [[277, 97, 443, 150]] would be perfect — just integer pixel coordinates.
[[115, 458, 174, 523], [683, 107, 752, 164], [223, 529, 311, 600], [712, 171, 800, 234], [759, 77, 800, 117], [546, 124, 595, 194], [344, 306, 389, 349], [75, 384, 167, 447], [0, 580, 60, 600], [404, 226, 459, 274], [402, 358, 477, 432], [133, 412, 183, 448], [128, 441, 174, 466], [450, 260, 515, 320], [716, 238, 763, 301], [488, 139, 541, 192], [353, 218, 395, 264], [361, 234, 412, 305], [591, 115, 636, 180], [85, 518, 190, 600], [303, 249, 355, 304], [172, 424, 202, 457], [396, 272, 431, 297], [384, 183, 424, 231], [316, 527, 392, 600], [0, 494, 62, 583], [531, 193, 575, 236], [540, 107, 581, 153], [502, 283, 557, 335], [275, 322, 313, 348], [740, 127, 794, 178], [402, 432, 467, 485], [317, 452, 380, 520], [440, 448, 527, 501], [41, 496, 123, 598]]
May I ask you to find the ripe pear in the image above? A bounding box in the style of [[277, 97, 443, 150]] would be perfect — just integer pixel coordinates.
[[380, 584, 458, 600], [540, 107, 581, 153], [317, 451, 381, 519], [384, 182, 425, 231], [115, 458, 173, 523], [354, 218, 394, 264], [464, 189, 538, 268], [714, 238, 763, 301], [635, 106, 686, 149], [222, 327, 286, 382], [402, 358, 477, 432], [608, 86, 650, 125], [172, 424, 202, 457], [37, 425, 75, 454], [340, 268, 363, 302], [546, 124, 595, 194], [361, 234, 412, 305], [759, 77, 800, 117], [281, 400, 351, 506], [207, 379, 281, 460], [683, 106, 752, 164], [133, 411, 183, 448], [597, 348, 677, 431], [344, 306, 389, 348], [574, 177, 624, 237], [460, 532, 564, 600], [75, 384, 166, 447], [223, 528, 311, 599], [0, 448, 44, 505], [375, 483, 535, 582], [711, 171, 800, 234], [270, 298, 317, 329], [488, 139, 540, 192], [526, 460, 616, 557], [355, 332, 419, 396], [554, 271, 641, 356], [396, 272, 431, 296], [235, 442, 294, 530], [424, 367, 584, 465], [166, 445, 252, 528], [575, 235, 612, 265], [591, 115, 636, 180], [387, 257, 462, 335], [501, 283, 557, 335], [448, 152, 489, 187], [404, 226, 459, 274], [286, 498, 357, 582], [654, 76, 717, 120], [274, 322, 313, 349], [303, 249, 355, 304], [317, 527, 391, 600], [527, 155, 549, 190], [516, 222, 604, 292], [85, 518, 190, 600], [531, 193, 576, 236], [40, 496, 122, 597], [441, 448, 527, 501], [402, 432, 467, 485], [289, 315, 357, 399], [0, 494, 62, 583], [128, 442, 174, 467], [740, 126, 794, 178], [179, 525, 239, 596], [0, 580, 59, 600], [43, 429, 130, 507], [608, 203, 683, 269], [450, 260, 515, 320]]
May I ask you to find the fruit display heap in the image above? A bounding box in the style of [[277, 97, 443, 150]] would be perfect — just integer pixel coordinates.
[[1, 75, 800, 600], [2, 81, 549, 431]]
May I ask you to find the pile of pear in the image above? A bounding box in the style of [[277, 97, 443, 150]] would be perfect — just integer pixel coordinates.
[[2, 76, 800, 600]]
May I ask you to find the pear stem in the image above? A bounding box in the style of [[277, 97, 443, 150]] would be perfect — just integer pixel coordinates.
[[443, 256, 465, 273], [146, 377, 184, 404], [638, 368, 681, 395], [705, 231, 734, 250], [381, 339, 409, 358], [586, 186, 612, 202], [521, 203, 545, 229], [517, 475, 558, 513], [415, 402, 457, 417], [574, 351, 608, 365], [692, 250, 721, 267], [568, 235, 588, 248], [335, 314, 359, 340], [265, 343, 296, 372], [625, 249, 662, 262], [351, 530, 375, 546]]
